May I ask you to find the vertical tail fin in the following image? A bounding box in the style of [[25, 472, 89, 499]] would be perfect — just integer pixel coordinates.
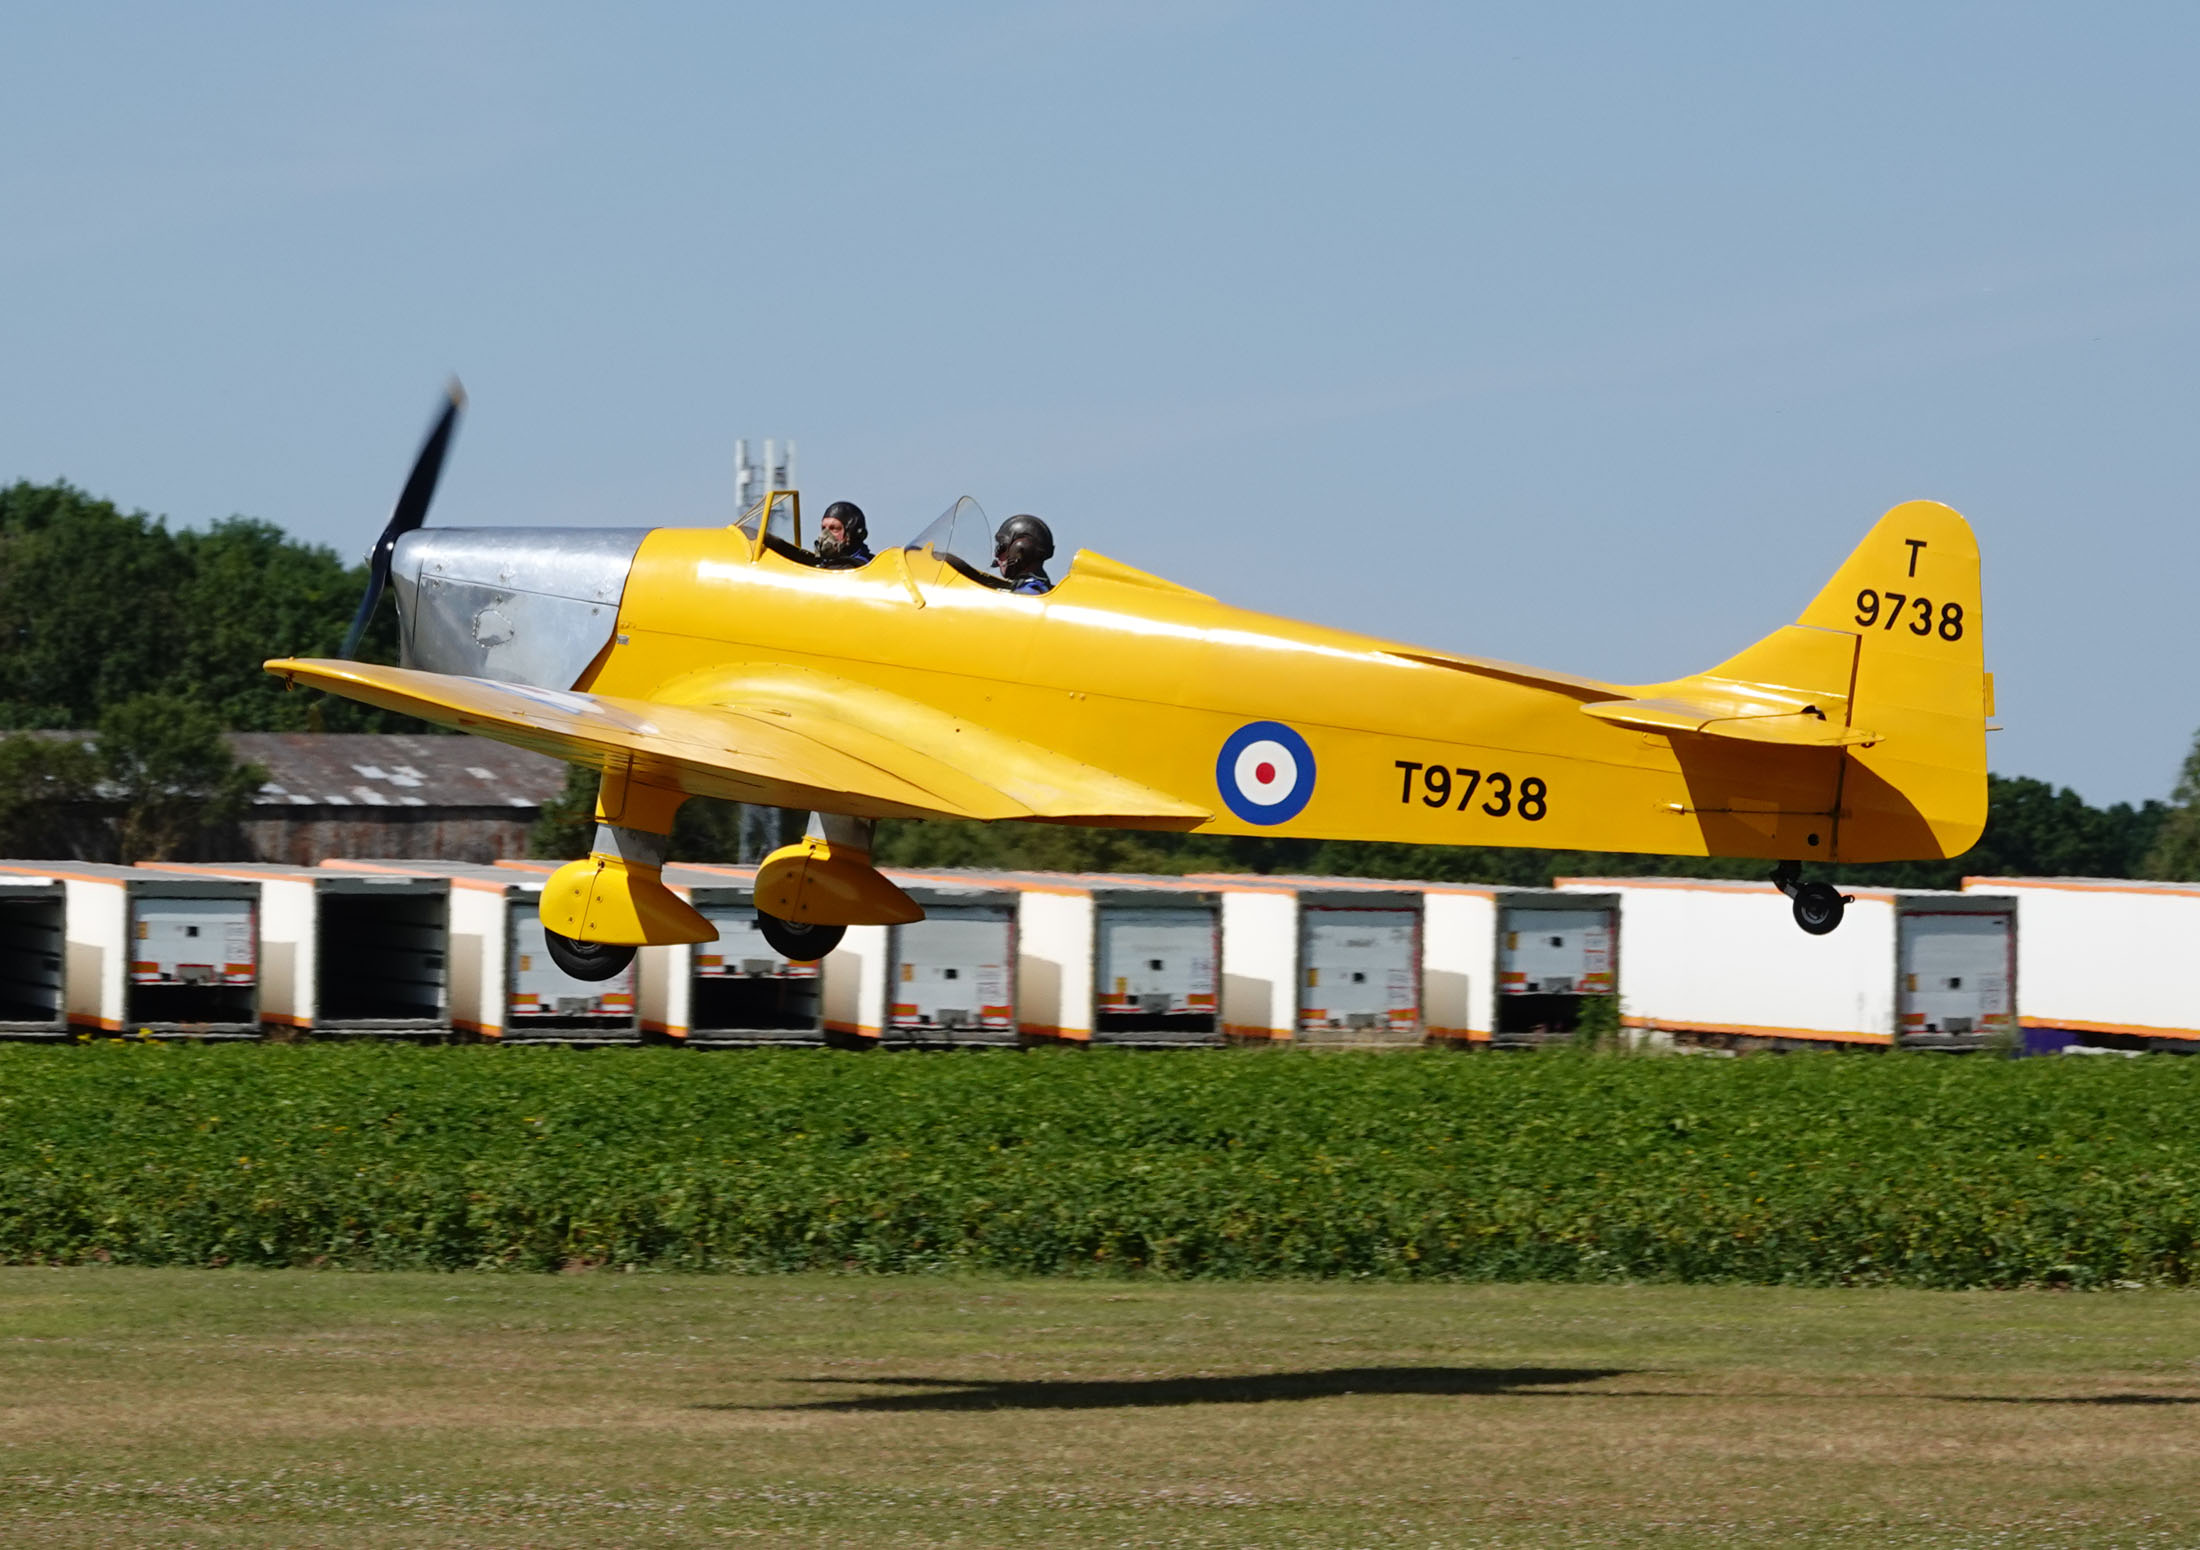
[[1797, 500, 1987, 860]]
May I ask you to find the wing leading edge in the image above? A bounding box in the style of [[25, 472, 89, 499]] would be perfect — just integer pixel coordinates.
[[264, 658, 1210, 826]]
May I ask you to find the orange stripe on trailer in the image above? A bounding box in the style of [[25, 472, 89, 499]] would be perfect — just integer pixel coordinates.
[[1425, 1026, 1489, 1044], [1621, 1015, 1891, 1047], [2019, 1016, 2200, 1042]]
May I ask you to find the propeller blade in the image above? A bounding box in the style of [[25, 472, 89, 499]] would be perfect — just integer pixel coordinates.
[[341, 380, 465, 659]]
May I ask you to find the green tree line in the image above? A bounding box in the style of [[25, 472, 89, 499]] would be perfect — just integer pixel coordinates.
[[0, 481, 410, 859], [8, 477, 2200, 881]]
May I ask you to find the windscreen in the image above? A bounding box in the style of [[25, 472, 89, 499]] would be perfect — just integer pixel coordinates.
[[904, 496, 995, 568], [734, 492, 799, 546]]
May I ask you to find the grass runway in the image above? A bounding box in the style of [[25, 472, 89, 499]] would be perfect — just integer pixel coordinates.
[[3, 1270, 2198, 1547]]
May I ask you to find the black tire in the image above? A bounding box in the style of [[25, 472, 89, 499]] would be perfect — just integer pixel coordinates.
[[1792, 881, 1846, 936], [756, 912, 846, 961], [543, 928, 637, 981]]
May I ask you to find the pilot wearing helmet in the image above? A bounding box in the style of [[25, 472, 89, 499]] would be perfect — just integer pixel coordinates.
[[993, 513, 1054, 595], [814, 501, 874, 568]]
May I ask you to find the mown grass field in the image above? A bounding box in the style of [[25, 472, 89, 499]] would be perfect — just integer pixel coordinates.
[[4, 1043, 2200, 1286], [4, 1269, 2200, 1548]]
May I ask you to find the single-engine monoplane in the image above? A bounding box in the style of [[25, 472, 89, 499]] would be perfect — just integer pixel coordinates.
[[269, 388, 1990, 977]]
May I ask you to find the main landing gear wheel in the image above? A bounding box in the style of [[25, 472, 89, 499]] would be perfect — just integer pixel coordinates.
[[756, 912, 846, 961], [543, 928, 636, 981], [1790, 881, 1847, 936]]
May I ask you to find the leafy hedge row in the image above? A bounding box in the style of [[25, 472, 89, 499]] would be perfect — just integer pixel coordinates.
[[3, 1043, 2197, 1286]]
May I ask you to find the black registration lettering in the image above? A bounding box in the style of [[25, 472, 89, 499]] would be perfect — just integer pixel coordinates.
[[1393, 761, 1546, 823]]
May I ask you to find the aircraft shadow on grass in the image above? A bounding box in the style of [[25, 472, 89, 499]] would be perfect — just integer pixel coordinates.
[[725, 1365, 1636, 1413], [714, 1368, 2200, 1414], [1944, 1393, 2200, 1406]]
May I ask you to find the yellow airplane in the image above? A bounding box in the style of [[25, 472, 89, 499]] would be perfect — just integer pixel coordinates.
[[270, 388, 1989, 977]]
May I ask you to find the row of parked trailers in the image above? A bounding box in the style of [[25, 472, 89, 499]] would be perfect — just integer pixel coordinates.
[[0, 861, 2194, 1053]]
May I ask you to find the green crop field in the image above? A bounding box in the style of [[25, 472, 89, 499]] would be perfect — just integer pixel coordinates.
[[5, 1268, 2200, 1548], [4, 1043, 2200, 1286]]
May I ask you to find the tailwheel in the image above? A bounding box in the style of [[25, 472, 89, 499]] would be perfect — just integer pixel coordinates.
[[1790, 881, 1848, 936], [1772, 861, 1850, 936], [543, 928, 637, 981], [756, 911, 846, 961]]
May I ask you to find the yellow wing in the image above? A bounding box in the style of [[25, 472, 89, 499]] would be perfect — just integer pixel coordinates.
[[265, 658, 1208, 825]]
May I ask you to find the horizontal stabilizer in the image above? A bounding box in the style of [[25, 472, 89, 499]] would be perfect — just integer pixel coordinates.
[[1581, 696, 1877, 747]]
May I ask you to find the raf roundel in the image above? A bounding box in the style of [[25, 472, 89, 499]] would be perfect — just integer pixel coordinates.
[[1216, 721, 1317, 825]]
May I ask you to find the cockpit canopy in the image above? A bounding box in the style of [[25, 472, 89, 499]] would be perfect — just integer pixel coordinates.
[[904, 496, 994, 567], [728, 490, 1029, 590], [905, 496, 1023, 590]]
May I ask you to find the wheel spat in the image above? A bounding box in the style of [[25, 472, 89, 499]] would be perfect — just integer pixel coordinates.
[[340, 380, 466, 659]]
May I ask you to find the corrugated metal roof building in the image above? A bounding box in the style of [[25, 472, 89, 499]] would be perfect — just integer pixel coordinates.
[[230, 734, 568, 865]]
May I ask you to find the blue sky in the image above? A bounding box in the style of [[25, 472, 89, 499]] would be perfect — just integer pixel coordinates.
[[6, 2, 2198, 804]]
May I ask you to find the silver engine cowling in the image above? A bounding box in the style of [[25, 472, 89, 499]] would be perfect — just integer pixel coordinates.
[[389, 528, 652, 690]]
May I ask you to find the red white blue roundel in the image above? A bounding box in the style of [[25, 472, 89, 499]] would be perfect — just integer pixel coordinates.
[[1216, 721, 1316, 825]]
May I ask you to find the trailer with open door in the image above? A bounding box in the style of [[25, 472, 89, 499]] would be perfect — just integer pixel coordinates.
[[883, 876, 1019, 1047], [157, 864, 449, 1036], [1092, 884, 1220, 1044], [1002, 873, 1222, 1045], [1294, 885, 1422, 1045], [1558, 878, 2014, 1050], [1421, 886, 1619, 1046], [0, 862, 260, 1036], [322, 861, 637, 1042], [637, 864, 826, 1044], [0, 875, 67, 1038]]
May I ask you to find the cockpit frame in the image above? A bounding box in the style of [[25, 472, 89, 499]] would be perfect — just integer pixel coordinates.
[[732, 490, 803, 563]]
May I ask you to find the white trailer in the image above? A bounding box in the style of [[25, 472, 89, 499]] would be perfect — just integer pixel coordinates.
[[993, 874, 1221, 1045], [636, 864, 823, 1044], [1962, 877, 2200, 1052], [322, 862, 636, 1041], [884, 877, 1019, 1046], [1214, 881, 1298, 1042], [0, 875, 67, 1036], [1421, 887, 1619, 1046], [0, 862, 259, 1035], [1558, 877, 2015, 1050], [157, 864, 448, 1035]]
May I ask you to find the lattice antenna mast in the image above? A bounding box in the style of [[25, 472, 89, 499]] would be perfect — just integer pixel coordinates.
[[734, 437, 797, 514]]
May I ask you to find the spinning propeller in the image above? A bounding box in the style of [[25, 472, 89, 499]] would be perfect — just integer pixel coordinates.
[[340, 380, 466, 659]]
